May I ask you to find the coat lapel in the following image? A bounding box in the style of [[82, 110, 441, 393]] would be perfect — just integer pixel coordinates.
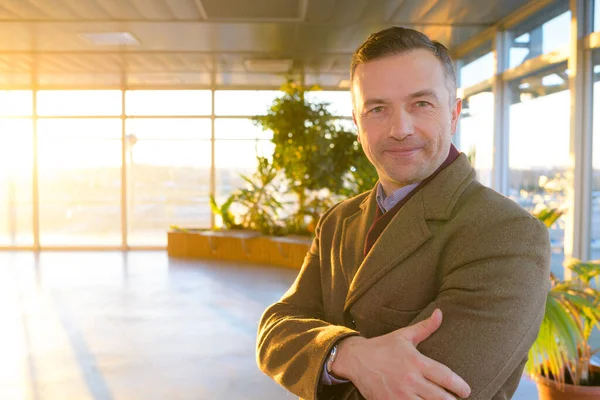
[[344, 191, 431, 312], [343, 154, 476, 312], [339, 190, 378, 287]]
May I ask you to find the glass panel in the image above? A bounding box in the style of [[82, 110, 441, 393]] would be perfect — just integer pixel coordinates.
[[37, 119, 122, 246], [460, 52, 494, 88], [457, 90, 494, 187], [592, 51, 600, 260], [595, 0, 600, 32], [215, 118, 273, 140], [127, 118, 211, 140], [214, 140, 275, 204], [37, 90, 122, 116], [508, 64, 569, 279], [0, 119, 33, 246], [125, 90, 212, 116], [125, 119, 212, 246], [214, 90, 282, 116], [305, 91, 353, 116], [0, 90, 32, 117], [509, 11, 571, 69]]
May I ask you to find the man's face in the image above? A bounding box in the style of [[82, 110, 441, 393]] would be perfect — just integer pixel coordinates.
[[352, 49, 461, 194]]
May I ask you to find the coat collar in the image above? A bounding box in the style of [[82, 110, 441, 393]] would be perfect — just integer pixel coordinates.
[[342, 153, 476, 311]]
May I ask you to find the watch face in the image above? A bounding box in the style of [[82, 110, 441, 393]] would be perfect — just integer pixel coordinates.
[[327, 345, 338, 372]]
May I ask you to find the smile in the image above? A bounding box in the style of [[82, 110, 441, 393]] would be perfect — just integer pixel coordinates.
[[383, 147, 422, 156]]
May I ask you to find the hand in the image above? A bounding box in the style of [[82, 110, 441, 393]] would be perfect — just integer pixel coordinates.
[[331, 309, 471, 400]]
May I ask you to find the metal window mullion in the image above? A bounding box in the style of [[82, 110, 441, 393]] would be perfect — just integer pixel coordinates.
[[210, 89, 216, 229], [121, 87, 128, 250], [492, 29, 510, 196], [564, 0, 593, 277], [32, 77, 40, 251]]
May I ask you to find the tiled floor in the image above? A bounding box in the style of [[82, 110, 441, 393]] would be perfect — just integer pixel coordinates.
[[0, 251, 539, 399]]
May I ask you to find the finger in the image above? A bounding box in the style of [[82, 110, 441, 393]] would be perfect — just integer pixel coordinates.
[[422, 358, 471, 399], [402, 308, 443, 346], [415, 378, 457, 400]]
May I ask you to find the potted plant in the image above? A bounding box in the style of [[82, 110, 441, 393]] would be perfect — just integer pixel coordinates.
[[527, 207, 600, 399], [253, 81, 377, 235]]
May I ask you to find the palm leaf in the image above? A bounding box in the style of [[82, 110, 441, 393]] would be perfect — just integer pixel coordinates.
[[209, 194, 221, 216]]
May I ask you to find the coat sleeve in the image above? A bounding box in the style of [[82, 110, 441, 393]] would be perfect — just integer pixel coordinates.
[[409, 214, 551, 400], [256, 206, 360, 400]]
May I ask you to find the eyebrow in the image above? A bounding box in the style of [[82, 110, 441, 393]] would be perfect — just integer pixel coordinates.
[[407, 90, 439, 102], [362, 98, 389, 109], [361, 90, 440, 109]]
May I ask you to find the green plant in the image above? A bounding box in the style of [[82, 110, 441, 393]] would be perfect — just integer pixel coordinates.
[[253, 81, 377, 230], [209, 194, 243, 230], [235, 156, 285, 235], [526, 206, 600, 388], [340, 144, 379, 197]]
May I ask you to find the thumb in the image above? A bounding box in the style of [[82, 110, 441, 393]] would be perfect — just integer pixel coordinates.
[[402, 308, 443, 346]]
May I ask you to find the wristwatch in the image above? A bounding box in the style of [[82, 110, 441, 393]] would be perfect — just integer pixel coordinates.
[[326, 343, 339, 375]]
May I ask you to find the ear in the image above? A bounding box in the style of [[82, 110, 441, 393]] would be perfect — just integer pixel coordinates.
[[450, 97, 462, 135]]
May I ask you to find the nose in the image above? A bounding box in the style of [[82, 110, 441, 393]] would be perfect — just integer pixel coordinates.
[[389, 108, 414, 140]]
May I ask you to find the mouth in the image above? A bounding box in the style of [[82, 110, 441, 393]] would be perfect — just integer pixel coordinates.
[[382, 147, 422, 157]]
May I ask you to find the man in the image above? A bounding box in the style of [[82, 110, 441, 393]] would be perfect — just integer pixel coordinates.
[[256, 27, 550, 400]]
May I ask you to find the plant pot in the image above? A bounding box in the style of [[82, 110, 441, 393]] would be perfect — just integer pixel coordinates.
[[534, 365, 600, 400]]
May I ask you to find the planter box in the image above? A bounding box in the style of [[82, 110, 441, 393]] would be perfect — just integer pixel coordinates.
[[167, 230, 312, 269]]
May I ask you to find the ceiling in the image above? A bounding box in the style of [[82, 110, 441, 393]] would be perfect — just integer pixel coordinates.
[[0, 0, 535, 88]]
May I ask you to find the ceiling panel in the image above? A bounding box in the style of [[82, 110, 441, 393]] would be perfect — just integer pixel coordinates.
[[127, 71, 211, 85], [0, 0, 540, 87], [0, 22, 298, 52], [201, 0, 301, 20], [0, 0, 204, 21], [0, 54, 32, 72]]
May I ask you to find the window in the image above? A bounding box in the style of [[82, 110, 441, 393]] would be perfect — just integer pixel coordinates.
[[37, 90, 122, 116], [460, 51, 494, 88], [305, 91, 353, 117], [214, 90, 282, 116], [591, 51, 600, 260], [509, 10, 571, 69], [0, 90, 32, 117], [125, 118, 213, 246], [508, 64, 570, 279], [594, 0, 600, 31], [458, 90, 494, 187], [37, 119, 122, 246], [125, 90, 211, 116], [0, 118, 33, 246], [214, 119, 275, 207]]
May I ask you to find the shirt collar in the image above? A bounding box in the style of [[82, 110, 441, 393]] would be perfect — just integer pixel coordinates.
[[375, 182, 421, 213]]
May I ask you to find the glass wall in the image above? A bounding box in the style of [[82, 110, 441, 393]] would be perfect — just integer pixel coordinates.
[[509, 8, 570, 69], [124, 90, 213, 245], [595, 0, 600, 32], [0, 88, 354, 248], [460, 51, 494, 88], [508, 64, 570, 278], [0, 92, 34, 246], [458, 90, 494, 187], [592, 50, 600, 260], [125, 118, 212, 246], [37, 118, 122, 246]]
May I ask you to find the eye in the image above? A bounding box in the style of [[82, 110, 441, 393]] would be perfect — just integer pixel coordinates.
[[370, 106, 385, 113], [414, 101, 431, 108]]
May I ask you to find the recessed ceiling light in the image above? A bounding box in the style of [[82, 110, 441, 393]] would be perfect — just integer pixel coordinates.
[[80, 32, 140, 46]]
